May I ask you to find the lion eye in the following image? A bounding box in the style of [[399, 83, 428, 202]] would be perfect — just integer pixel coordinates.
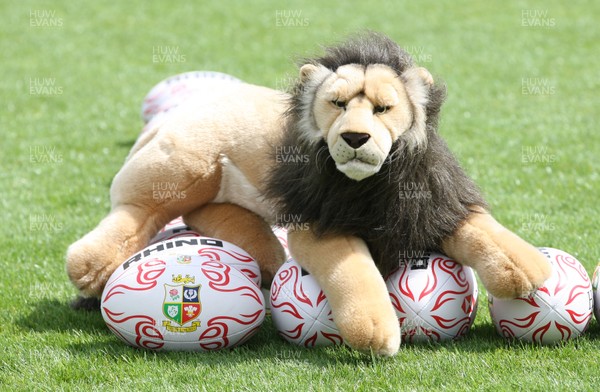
[[332, 99, 347, 110], [374, 105, 391, 114]]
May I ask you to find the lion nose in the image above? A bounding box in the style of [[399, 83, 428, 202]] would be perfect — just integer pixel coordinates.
[[341, 132, 370, 149]]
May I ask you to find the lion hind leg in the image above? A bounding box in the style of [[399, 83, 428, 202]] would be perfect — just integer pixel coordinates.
[[184, 203, 286, 288], [442, 210, 552, 298], [67, 203, 172, 298], [67, 129, 223, 298]]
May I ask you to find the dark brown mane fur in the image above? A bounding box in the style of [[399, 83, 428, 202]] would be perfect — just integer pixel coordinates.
[[265, 33, 487, 274]]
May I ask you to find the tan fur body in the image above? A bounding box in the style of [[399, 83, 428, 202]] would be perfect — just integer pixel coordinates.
[[67, 83, 289, 296], [67, 38, 551, 356]]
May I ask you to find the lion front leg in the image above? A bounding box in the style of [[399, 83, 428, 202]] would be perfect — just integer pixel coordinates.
[[287, 229, 400, 356], [442, 208, 552, 298]]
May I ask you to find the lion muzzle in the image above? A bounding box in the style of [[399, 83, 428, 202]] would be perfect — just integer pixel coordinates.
[[331, 135, 388, 181]]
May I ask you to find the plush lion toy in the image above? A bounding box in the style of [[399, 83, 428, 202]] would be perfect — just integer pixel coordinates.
[[67, 33, 551, 356]]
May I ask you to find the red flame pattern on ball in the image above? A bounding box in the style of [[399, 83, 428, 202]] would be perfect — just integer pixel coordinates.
[[200, 260, 261, 304], [270, 260, 344, 347], [103, 259, 166, 302], [102, 259, 167, 348], [270, 265, 310, 319], [197, 247, 258, 283], [199, 310, 265, 350], [387, 254, 478, 343], [489, 248, 593, 345], [103, 308, 165, 350]]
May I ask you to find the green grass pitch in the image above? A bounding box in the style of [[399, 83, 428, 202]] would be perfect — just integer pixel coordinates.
[[1, 0, 599, 390]]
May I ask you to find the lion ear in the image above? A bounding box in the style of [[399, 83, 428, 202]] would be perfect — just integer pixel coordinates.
[[401, 66, 433, 101], [414, 67, 434, 86], [400, 66, 433, 151], [299, 64, 320, 83]]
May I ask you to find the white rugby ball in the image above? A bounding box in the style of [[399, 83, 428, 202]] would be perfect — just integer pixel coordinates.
[[270, 258, 343, 347], [101, 254, 265, 351], [386, 252, 478, 343], [488, 247, 593, 344], [135, 236, 261, 287], [149, 217, 202, 245], [593, 264, 600, 323], [141, 71, 243, 130]]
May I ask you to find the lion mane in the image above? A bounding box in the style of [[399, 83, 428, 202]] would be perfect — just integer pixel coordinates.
[[266, 33, 487, 274]]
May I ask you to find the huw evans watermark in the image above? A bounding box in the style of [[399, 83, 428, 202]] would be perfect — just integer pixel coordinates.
[[521, 145, 557, 164], [30, 9, 63, 27], [29, 214, 63, 231], [152, 182, 187, 200], [275, 350, 303, 361], [275, 10, 309, 27], [152, 46, 186, 63], [275, 214, 309, 231], [275, 75, 299, 94], [519, 213, 556, 233], [30, 146, 63, 164], [521, 9, 556, 28], [398, 182, 431, 200], [29, 78, 63, 96], [398, 250, 430, 268], [27, 282, 71, 300], [403, 46, 433, 63], [521, 77, 556, 95], [275, 145, 309, 164]]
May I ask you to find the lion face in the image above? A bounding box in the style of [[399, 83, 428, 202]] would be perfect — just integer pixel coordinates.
[[298, 63, 433, 181]]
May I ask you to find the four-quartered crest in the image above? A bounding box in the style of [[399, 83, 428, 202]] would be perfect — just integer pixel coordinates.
[[163, 284, 201, 325]]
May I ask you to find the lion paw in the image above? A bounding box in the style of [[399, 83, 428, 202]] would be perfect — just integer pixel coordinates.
[[66, 235, 121, 298], [482, 246, 552, 299], [335, 298, 401, 356]]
